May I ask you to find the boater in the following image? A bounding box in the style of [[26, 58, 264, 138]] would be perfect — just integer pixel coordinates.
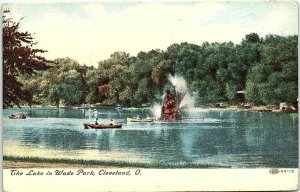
[[109, 119, 116, 126], [95, 118, 99, 125]]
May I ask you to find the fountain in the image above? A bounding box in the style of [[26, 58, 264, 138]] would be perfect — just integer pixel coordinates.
[[159, 74, 193, 121], [160, 88, 181, 121]]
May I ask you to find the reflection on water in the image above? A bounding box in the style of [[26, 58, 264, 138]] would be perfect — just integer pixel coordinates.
[[3, 108, 298, 168]]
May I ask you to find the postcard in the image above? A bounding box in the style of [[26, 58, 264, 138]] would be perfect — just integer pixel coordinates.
[[2, 0, 298, 191]]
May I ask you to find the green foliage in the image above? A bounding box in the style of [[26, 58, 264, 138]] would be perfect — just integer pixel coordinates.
[[47, 59, 86, 106], [59, 70, 85, 105], [15, 33, 298, 107], [243, 32, 261, 43], [245, 35, 298, 104], [85, 69, 103, 103], [21, 58, 87, 107], [49, 86, 61, 107]]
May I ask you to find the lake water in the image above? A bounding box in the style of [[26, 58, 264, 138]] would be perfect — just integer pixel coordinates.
[[3, 108, 298, 168]]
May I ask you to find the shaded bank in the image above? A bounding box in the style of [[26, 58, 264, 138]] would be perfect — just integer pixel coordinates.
[[3, 156, 230, 169]]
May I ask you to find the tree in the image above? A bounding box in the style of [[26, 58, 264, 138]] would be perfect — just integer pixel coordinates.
[[243, 33, 261, 44], [49, 86, 61, 107], [94, 52, 133, 105], [3, 9, 52, 108], [130, 50, 162, 105], [44, 58, 86, 107], [85, 68, 103, 103], [245, 35, 298, 104]]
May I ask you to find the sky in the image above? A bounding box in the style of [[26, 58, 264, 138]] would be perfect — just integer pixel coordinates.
[[3, 0, 298, 66]]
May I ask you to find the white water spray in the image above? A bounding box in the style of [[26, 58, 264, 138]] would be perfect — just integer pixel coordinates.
[[179, 92, 195, 109], [150, 74, 196, 118], [168, 74, 195, 110], [167, 74, 188, 94], [151, 102, 162, 119]]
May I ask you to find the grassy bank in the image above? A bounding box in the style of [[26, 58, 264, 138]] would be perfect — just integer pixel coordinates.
[[3, 156, 230, 169]]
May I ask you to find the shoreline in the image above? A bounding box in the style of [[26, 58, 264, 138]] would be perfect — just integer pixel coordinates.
[[3, 156, 230, 169], [7, 104, 298, 113], [3, 160, 131, 169], [3, 156, 145, 169]]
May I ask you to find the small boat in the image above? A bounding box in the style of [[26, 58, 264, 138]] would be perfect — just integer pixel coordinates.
[[83, 123, 122, 129], [86, 109, 99, 114], [115, 105, 122, 111], [127, 117, 155, 122], [9, 113, 26, 119]]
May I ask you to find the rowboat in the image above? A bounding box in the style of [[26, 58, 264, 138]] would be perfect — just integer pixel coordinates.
[[9, 113, 26, 119], [86, 109, 99, 114], [83, 123, 122, 129], [127, 118, 155, 122]]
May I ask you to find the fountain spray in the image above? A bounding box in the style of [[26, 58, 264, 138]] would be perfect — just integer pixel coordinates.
[[151, 74, 196, 120]]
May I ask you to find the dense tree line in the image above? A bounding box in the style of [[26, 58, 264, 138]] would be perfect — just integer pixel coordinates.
[[3, 11, 297, 108], [17, 33, 297, 108]]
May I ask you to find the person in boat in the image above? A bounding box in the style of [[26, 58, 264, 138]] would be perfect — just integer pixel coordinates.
[[95, 118, 99, 125], [146, 115, 150, 119], [136, 115, 141, 120], [109, 119, 116, 126]]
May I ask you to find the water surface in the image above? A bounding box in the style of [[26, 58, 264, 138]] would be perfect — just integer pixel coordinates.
[[3, 108, 298, 168]]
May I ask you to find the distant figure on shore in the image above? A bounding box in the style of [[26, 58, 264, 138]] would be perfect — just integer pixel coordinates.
[[109, 119, 116, 125]]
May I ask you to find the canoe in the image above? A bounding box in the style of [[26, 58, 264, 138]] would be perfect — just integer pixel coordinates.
[[127, 118, 154, 122], [83, 123, 122, 129], [9, 114, 26, 119]]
